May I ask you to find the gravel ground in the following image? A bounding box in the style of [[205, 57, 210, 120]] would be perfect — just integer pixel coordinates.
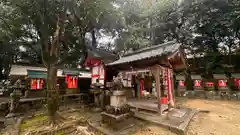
[[185, 99, 240, 135]]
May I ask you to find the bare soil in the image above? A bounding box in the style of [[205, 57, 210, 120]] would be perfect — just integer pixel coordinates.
[[185, 99, 240, 135], [133, 125, 176, 135], [2, 99, 240, 135]]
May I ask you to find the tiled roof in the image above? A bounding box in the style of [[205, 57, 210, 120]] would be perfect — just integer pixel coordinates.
[[231, 74, 240, 78], [87, 45, 117, 63], [107, 41, 181, 66]]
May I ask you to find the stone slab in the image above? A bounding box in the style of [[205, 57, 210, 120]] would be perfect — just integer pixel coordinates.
[[127, 99, 168, 113], [170, 109, 187, 118], [133, 108, 198, 135]]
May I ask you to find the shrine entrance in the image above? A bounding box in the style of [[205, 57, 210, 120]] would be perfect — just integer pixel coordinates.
[[107, 41, 187, 115]]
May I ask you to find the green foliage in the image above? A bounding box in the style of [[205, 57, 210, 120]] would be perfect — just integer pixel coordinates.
[[0, 1, 24, 79], [1, 0, 240, 78], [114, 0, 240, 74]]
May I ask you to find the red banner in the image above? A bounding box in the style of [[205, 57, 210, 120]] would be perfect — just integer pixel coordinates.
[[194, 80, 201, 87], [91, 64, 105, 86], [65, 76, 78, 88], [139, 79, 143, 97], [178, 80, 185, 87], [30, 79, 43, 90], [218, 80, 227, 87], [206, 82, 214, 87], [234, 79, 240, 87], [161, 67, 174, 106]]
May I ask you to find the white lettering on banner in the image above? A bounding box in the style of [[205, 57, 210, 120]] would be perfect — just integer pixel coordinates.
[[99, 65, 105, 79], [128, 75, 132, 87], [92, 67, 98, 75], [91, 64, 105, 85], [218, 80, 227, 87], [72, 77, 75, 86], [178, 80, 184, 86], [36, 79, 40, 89], [194, 80, 201, 87]]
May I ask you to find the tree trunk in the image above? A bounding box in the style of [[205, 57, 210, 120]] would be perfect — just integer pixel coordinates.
[[184, 69, 193, 91], [46, 64, 59, 124], [91, 28, 97, 48]]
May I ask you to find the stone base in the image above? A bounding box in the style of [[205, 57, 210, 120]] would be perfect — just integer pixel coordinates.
[[101, 112, 132, 127], [185, 91, 195, 98], [24, 90, 46, 98], [178, 90, 186, 97]]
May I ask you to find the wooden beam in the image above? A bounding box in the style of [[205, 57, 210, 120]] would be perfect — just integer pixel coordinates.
[[157, 55, 171, 67]]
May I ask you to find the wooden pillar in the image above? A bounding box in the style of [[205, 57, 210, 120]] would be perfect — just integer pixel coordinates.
[[150, 65, 162, 115], [136, 77, 140, 98], [169, 69, 175, 108]]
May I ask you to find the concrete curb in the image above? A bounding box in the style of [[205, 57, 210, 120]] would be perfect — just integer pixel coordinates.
[[178, 109, 198, 135]]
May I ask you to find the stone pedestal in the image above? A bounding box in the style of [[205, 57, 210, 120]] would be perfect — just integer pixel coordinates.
[[110, 91, 126, 108]]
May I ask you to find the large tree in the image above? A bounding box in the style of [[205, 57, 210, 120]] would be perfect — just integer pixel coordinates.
[[4, 0, 124, 124], [4, 0, 90, 124]]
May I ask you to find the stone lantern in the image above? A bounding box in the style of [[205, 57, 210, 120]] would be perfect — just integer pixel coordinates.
[[101, 74, 132, 126]]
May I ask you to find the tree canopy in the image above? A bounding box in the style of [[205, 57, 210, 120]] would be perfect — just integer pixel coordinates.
[[1, 0, 240, 122]]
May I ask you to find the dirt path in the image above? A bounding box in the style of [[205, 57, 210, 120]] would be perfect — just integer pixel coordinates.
[[133, 125, 176, 135], [184, 99, 240, 135]]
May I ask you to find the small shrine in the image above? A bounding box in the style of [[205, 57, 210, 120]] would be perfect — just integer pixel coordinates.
[[107, 41, 187, 115], [89, 41, 198, 135], [232, 74, 240, 90], [213, 74, 228, 99], [176, 75, 186, 96]]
